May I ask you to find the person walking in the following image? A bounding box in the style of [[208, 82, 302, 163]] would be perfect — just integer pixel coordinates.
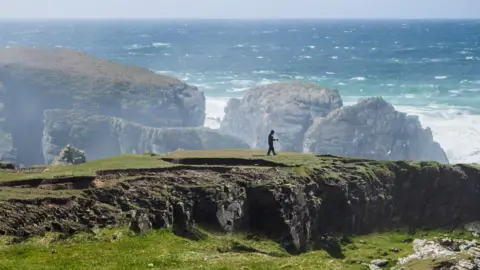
[[267, 130, 278, 156]]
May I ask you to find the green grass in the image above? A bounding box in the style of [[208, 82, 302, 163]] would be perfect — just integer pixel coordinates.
[[0, 150, 341, 183], [0, 154, 171, 182], [0, 187, 83, 201], [1, 227, 478, 270]]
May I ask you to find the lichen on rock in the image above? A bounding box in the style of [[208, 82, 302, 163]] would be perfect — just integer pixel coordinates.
[[52, 144, 86, 165]]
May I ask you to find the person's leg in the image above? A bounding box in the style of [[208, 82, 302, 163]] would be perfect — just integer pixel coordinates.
[[267, 145, 273, 156], [272, 146, 277, 156]]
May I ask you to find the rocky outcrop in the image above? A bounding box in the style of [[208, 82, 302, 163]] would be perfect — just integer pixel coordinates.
[[221, 82, 448, 163], [1, 155, 480, 254], [0, 90, 17, 165], [0, 47, 205, 165], [396, 236, 480, 269], [52, 144, 87, 166], [42, 110, 249, 164], [304, 97, 449, 163], [221, 82, 343, 152]]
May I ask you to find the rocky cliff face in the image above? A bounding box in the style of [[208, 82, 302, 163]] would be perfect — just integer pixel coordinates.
[[0, 48, 205, 165], [222, 82, 449, 164], [304, 97, 449, 164], [0, 155, 478, 254], [42, 110, 249, 164], [221, 82, 343, 152]]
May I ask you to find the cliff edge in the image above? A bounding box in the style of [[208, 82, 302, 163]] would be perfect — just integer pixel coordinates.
[[0, 150, 477, 255], [0, 47, 205, 165]]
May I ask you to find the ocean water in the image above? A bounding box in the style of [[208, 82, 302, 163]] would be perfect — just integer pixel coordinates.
[[1, 19, 480, 163]]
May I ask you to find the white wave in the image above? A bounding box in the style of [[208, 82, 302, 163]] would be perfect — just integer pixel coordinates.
[[422, 58, 450, 63], [307, 45, 315, 49], [124, 44, 149, 50], [338, 82, 347, 85], [227, 87, 250, 93], [256, 56, 264, 59], [152, 42, 170, 47], [350, 77, 366, 81], [331, 56, 338, 59], [326, 72, 335, 75], [230, 79, 256, 88], [395, 104, 480, 164], [204, 97, 230, 129], [253, 70, 276, 75], [435, 76, 448, 80]]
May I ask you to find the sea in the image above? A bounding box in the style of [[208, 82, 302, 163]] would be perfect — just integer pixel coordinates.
[[1, 19, 479, 163]]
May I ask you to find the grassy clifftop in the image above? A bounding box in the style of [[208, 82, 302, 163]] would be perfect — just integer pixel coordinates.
[[0, 47, 182, 89], [1, 150, 480, 269]]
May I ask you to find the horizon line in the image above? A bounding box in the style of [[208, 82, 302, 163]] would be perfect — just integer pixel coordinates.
[[1, 17, 480, 21]]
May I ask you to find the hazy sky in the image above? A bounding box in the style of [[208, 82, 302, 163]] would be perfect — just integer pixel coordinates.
[[1, 0, 480, 19]]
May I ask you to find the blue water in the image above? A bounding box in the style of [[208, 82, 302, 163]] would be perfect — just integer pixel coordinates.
[[1, 20, 480, 163]]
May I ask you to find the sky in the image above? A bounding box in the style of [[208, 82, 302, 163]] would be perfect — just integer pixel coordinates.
[[1, 0, 480, 19]]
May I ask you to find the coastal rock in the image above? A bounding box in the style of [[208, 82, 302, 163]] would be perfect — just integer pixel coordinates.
[[1, 154, 480, 255], [221, 82, 343, 152], [371, 259, 388, 267], [51, 144, 87, 166], [0, 96, 17, 165], [0, 48, 205, 165], [304, 97, 449, 163], [42, 110, 249, 163]]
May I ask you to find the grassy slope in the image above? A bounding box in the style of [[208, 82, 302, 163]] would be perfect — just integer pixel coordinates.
[[1, 226, 477, 270]]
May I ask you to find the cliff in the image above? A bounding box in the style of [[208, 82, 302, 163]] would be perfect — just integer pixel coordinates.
[[0, 150, 478, 255], [221, 82, 343, 152], [0, 47, 205, 165], [221, 82, 449, 164], [304, 97, 449, 164], [42, 110, 250, 164]]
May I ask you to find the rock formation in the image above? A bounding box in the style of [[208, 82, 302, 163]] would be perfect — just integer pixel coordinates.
[[52, 144, 87, 166], [0, 47, 205, 165], [42, 109, 249, 164], [304, 97, 449, 164], [221, 82, 343, 152], [222, 82, 449, 163], [0, 154, 479, 254]]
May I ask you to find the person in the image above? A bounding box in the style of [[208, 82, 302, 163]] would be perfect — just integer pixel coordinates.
[[267, 130, 278, 156]]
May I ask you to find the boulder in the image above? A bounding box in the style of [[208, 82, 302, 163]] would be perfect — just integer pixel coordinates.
[[304, 97, 449, 163], [52, 144, 86, 166], [42, 109, 249, 164], [0, 47, 205, 165], [221, 82, 343, 152]]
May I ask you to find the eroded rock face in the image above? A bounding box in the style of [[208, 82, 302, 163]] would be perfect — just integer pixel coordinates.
[[42, 110, 249, 164], [304, 97, 449, 163], [2, 158, 480, 254], [221, 82, 343, 152], [0, 48, 205, 165]]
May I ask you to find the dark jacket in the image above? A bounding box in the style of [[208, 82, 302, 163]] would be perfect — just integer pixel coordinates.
[[268, 134, 275, 146]]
